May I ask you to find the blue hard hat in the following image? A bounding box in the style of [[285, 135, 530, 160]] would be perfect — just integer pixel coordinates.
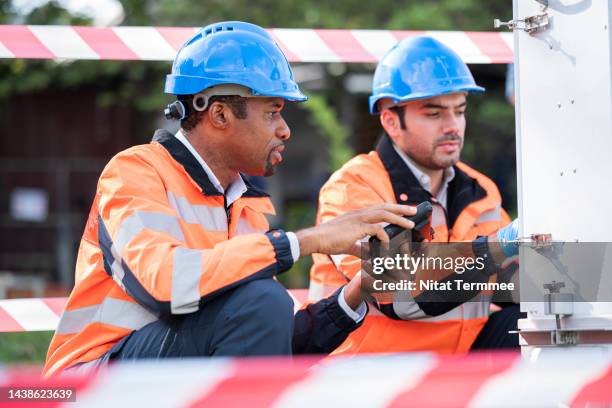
[[369, 36, 484, 114], [165, 21, 307, 102]]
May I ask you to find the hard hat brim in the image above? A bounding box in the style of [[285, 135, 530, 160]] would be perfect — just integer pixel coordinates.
[[369, 85, 485, 114], [165, 74, 307, 102]]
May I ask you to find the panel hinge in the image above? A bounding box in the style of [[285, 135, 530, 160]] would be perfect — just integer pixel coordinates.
[[551, 330, 578, 346]]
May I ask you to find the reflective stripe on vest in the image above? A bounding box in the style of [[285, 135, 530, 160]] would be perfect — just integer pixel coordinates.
[[56, 297, 157, 335], [475, 204, 502, 224], [169, 190, 269, 236], [236, 215, 267, 235], [387, 291, 490, 321], [113, 211, 184, 254], [98, 213, 203, 315], [167, 191, 227, 232], [171, 247, 202, 314], [329, 254, 348, 268]]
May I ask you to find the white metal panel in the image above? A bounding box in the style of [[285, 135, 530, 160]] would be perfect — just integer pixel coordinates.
[[516, 0, 612, 242], [515, 0, 612, 320]]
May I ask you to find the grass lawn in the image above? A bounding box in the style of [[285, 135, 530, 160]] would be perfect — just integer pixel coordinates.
[[0, 331, 53, 364]]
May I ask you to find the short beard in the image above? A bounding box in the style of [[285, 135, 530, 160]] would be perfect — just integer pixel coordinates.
[[429, 133, 462, 169], [264, 163, 275, 177], [431, 154, 459, 169], [264, 152, 277, 177]]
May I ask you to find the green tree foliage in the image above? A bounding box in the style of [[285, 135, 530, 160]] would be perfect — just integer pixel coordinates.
[[300, 93, 353, 171], [0, 331, 53, 363], [21, 0, 90, 24], [124, 0, 510, 31], [0, 0, 14, 23]]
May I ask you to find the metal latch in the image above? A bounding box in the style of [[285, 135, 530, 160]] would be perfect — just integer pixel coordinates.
[[494, 13, 550, 35], [544, 281, 574, 317], [508, 233, 553, 249]]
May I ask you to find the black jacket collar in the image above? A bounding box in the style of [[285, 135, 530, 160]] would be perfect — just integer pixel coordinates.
[[152, 129, 269, 198], [375, 134, 487, 228]]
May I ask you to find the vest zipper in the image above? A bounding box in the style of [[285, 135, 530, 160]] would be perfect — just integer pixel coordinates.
[[224, 195, 231, 237], [439, 204, 451, 236], [422, 191, 452, 238]]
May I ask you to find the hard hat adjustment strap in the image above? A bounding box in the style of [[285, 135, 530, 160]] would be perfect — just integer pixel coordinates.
[[192, 84, 257, 112], [165, 84, 256, 121]]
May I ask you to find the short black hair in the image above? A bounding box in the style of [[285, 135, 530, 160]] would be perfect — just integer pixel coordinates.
[[180, 95, 248, 131]]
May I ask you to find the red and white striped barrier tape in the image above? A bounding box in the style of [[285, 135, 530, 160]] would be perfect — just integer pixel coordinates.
[[0, 25, 513, 63], [2, 352, 612, 407], [0, 290, 309, 332]]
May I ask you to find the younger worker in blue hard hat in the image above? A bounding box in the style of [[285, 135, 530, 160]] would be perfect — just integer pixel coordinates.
[[45, 21, 421, 376], [309, 36, 523, 356]]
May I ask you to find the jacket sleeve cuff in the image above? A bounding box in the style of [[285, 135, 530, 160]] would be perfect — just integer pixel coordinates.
[[266, 229, 294, 274], [472, 236, 501, 276], [338, 286, 367, 323], [286, 231, 300, 262], [326, 287, 368, 333]]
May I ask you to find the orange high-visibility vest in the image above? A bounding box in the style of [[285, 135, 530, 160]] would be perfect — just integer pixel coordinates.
[[44, 130, 295, 376], [309, 135, 511, 355]]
